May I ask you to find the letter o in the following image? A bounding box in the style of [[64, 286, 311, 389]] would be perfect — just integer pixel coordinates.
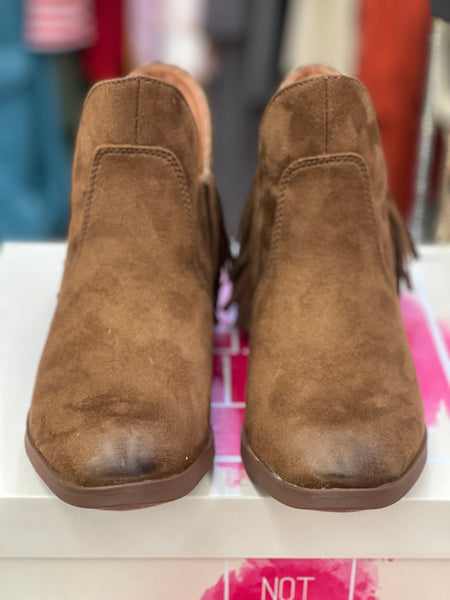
[[280, 577, 295, 600]]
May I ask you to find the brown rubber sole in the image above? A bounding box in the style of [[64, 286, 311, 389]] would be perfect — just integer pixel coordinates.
[[25, 426, 214, 510], [241, 430, 427, 511]]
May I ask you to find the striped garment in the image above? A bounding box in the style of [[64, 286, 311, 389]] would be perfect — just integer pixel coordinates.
[[24, 0, 97, 52]]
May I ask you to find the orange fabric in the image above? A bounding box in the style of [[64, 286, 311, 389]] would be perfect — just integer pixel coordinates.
[[357, 0, 431, 217]]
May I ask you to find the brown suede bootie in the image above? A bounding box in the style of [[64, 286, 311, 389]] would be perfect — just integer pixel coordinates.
[[232, 66, 427, 511], [26, 64, 228, 509]]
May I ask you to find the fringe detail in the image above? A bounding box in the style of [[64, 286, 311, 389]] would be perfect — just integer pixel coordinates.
[[215, 189, 231, 268], [229, 190, 415, 325], [227, 186, 255, 329], [387, 193, 418, 290], [211, 187, 232, 309]]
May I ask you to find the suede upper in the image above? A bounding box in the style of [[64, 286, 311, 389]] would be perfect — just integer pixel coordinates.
[[28, 70, 227, 487], [233, 71, 425, 489]]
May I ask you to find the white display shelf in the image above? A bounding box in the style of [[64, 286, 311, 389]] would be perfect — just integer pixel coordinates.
[[1, 243, 450, 560]]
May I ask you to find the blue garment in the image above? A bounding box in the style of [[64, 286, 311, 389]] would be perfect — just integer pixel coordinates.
[[0, 0, 71, 240]]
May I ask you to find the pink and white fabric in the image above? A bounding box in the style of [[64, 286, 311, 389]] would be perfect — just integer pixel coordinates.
[[125, 0, 212, 82], [24, 0, 97, 52], [124, 0, 164, 68], [160, 0, 211, 82]]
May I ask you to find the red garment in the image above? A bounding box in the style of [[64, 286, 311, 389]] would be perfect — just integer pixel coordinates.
[[81, 0, 123, 82], [24, 0, 96, 52], [358, 0, 431, 218]]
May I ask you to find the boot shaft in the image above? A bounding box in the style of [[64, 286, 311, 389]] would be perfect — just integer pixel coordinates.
[[234, 69, 414, 327], [64, 65, 227, 291]]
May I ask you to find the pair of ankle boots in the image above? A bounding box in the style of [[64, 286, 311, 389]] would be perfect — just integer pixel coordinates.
[[26, 63, 426, 512]]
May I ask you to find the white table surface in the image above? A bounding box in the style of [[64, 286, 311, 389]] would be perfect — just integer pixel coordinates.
[[0, 243, 449, 559]]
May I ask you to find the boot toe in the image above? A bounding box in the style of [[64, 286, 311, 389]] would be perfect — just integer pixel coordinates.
[[78, 428, 167, 485], [254, 425, 418, 490], [295, 429, 404, 489], [33, 421, 198, 488]]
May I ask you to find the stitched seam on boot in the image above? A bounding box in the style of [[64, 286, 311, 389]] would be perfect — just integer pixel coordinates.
[[268, 154, 392, 286], [83, 77, 200, 158], [324, 78, 329, 154], [70, 146, 210, 291], [259, 75, 370, 151], [134, 78, 141, 144]]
